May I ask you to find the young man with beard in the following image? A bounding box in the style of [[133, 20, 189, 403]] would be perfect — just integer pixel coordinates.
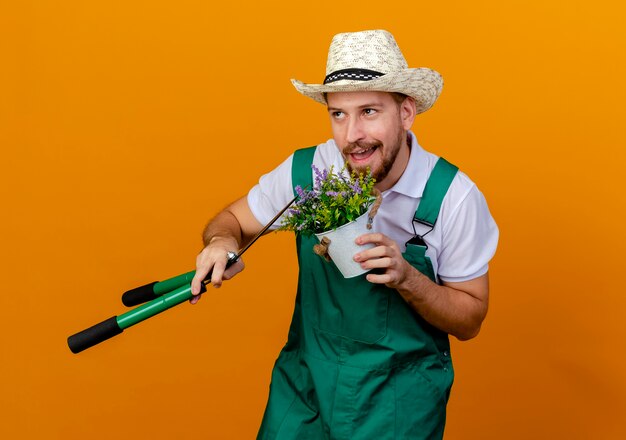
[[190, 30, 499, 440]]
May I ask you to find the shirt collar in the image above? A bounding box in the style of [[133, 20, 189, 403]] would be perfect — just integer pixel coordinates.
[[385, 131, 429, 199]]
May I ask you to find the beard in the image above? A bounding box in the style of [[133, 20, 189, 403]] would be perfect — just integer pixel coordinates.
[[342, 130, 407, 183]]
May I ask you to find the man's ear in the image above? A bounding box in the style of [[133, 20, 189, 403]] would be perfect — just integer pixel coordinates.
[[401, 96, 417, 130]]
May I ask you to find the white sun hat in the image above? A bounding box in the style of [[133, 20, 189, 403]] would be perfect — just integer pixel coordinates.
[[291, 29, 443, 114]]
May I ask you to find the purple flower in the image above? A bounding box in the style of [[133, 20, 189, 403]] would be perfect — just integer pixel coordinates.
[[312, 164, 323, 186], [312, 164, 332, 188], [326, 191, 339, 197]]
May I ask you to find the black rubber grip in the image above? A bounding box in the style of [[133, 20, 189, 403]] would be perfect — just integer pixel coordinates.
[[68, 316, 123, 354], [121, 281, 158, 307]]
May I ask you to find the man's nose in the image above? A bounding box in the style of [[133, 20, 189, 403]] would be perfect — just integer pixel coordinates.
[[346, 117, 365, 144]]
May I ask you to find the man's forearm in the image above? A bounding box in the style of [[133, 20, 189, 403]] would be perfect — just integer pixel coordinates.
[[202, 209, 244, 248], [355, 232, 490, 340], [395, 269, 489, 341]]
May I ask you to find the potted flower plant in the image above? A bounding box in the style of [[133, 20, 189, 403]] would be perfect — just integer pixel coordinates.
[[279, 164, 382, 277]]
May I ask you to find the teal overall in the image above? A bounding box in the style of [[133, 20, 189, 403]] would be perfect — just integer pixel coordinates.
[[258, 147, 459, 440]]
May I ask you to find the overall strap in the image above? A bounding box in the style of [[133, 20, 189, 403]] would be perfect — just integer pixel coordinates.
[[291, 146, 316, 196], [414, 158, 459, 229]]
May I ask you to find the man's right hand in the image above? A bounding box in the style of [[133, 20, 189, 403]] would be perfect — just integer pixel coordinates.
[[190, 236, 245, 304], [189, 196, 264, 304]]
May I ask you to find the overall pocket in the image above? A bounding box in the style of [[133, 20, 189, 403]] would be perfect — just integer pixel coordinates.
[[300, 235, 389, 344]]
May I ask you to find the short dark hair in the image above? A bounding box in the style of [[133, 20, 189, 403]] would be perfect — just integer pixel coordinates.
[[389, 92, 409, 105], [323, 91, 409, 106]]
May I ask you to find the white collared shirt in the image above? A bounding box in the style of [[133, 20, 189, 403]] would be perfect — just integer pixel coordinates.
[[247, 131, 499, 283]]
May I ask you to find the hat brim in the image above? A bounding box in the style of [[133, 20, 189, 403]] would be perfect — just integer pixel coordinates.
[[291, 68, 443, 114]]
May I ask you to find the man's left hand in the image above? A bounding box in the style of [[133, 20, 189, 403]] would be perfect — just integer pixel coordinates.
[[353, 233, 414, 289]]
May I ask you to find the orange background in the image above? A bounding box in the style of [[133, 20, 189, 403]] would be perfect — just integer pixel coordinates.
[[1, 1, 625, 439]]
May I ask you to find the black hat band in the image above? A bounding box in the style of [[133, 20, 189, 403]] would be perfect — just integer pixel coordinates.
[[323, 68, 385, 85]]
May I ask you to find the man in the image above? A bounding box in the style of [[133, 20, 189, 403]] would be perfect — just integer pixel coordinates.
[[191, 30, 498, 440]]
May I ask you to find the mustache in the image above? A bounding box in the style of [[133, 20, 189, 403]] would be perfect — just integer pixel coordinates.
[[342, 140, 382, 155]]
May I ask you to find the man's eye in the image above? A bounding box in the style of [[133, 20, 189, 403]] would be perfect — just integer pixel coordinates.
[[364, 108, 377, 115], [332, 111, 344, 119]]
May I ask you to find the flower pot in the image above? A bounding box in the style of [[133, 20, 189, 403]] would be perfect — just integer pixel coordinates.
[[314, 212, 375, 278]]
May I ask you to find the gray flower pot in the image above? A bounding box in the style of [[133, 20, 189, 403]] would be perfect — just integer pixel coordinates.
[[315, 212, 375, 278]]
